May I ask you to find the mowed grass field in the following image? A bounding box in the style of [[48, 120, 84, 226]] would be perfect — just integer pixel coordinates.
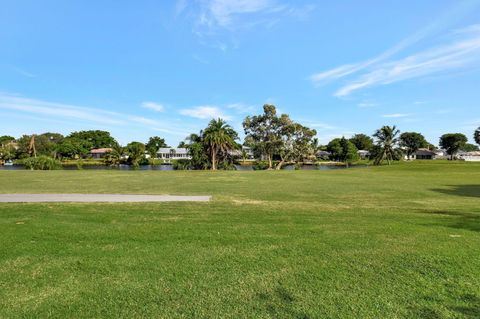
[[0, 162, 479, 318]]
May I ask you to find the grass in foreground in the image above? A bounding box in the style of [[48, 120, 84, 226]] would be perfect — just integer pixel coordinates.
[[0, 161, 479, 318]]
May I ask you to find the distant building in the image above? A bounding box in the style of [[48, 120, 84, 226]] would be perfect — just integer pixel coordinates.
[[357, 150, 370, 160], [90, 148, 112, 159], [316, 150, 331, 160], [458, 151, 480, 162], [434, 149, 447, 159], [228, 146, 255, 160], [405, 148, 437, 160], [157, 148, 191, 160]]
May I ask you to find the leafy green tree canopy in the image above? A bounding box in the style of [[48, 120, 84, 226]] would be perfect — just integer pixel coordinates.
[[439, 133, 467, 159], [461, 143, 479, 152], [399, 132, 428, 159], [475, 127, 480, 146], [0, 135, 15, 146], [126, 141, 146, 167], [146, 136, 168, 156], [67, 130, 117, 149], [349, 134, 373, 151]]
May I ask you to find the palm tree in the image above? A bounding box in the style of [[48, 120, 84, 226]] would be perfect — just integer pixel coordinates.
[[373, 125, 400, 165], [104, 144, 124, 166], [202, 118, 238, 170]]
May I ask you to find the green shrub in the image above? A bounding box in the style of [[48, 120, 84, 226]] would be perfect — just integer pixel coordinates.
[[253, 160, 270, 170], [20, 156, 63, 170], [172, 159, 192, 170]]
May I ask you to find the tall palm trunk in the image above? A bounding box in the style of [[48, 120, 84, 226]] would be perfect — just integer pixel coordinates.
[[211, 146, 217, 170]]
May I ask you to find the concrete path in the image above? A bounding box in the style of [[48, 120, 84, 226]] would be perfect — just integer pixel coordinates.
[[0, 194, 211, 203]]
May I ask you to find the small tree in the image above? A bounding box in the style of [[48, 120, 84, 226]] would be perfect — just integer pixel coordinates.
[[439, 133, 467, 160], [126, 142, 146, 168], [399, 132, 427, 160], [146, 136, 168, 158], [203, 118, 238, 170], [475, 127, 480, 146], [373, 125, 400, 165], [339, 137, 359, 167], [326, 138, 343, 161]]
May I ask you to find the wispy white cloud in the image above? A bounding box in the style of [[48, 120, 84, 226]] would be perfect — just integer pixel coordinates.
[[178, 0, 315, 50], [333, 27, 480, 97], [226, 102, 257, 114], [357, 102, 378, 108], [0, 94, 124, 125], [382, 113, 411, 118], [310, 1, 480, 96], [0, 93, 189, 137], [141, 101, 165, 112], [179, 105, 231, 120], [9, 65, 36, 78]]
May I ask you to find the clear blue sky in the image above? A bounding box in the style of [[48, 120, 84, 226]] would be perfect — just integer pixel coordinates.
[[1, 0, 480, 146]]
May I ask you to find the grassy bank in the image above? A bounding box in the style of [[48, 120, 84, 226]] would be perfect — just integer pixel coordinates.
[[0, 161, 479, 318]]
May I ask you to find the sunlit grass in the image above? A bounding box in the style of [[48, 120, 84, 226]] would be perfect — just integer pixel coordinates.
[[0, 161, 479, 318]]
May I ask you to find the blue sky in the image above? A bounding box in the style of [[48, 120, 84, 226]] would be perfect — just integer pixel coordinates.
[[1, 0, 480, 146]]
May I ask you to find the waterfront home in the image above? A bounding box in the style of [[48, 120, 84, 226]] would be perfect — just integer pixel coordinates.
[[157, 148, 191, 160], [458, 151, 480, 162], [90, 148, 112, 159], [404, 148, 437, 160], [228, 146, 255, 160], [357, 150, 370, 160]]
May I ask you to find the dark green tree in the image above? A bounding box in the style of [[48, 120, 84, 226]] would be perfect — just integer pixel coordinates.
[[326, 138, 343, 161], [126, 142, 146, 168], [439, 133, 467, 159], [475, 127, 480, 146], [339, 137, 359, 167], [399, 132, 428, 160], [461, 143, 479, 152], [67, 130, 117, 149], [349, 134, 373, 151], [0, 135, 15, 146], [145, 136, 168, 157]]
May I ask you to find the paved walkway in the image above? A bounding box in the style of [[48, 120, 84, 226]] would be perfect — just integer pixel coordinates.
[[0, 194, 211, 203]]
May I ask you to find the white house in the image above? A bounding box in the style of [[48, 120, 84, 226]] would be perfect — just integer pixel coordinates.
[[404, 148, 437, 160], [156, 148, 191, 160], [458, 151, 480, 162], [357, 150, 370, 160]]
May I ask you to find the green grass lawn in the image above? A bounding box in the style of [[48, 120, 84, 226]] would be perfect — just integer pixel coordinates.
[[1, 161, 479, 318]]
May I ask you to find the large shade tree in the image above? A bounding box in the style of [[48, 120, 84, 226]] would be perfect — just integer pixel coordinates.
[[399, 132, 428, 160], [243, 104, 283, 169], [439, 133, 467, 159], [67, 130, 117, 149], [349, 134, 373, 151], [203, 118, 238, 170], [475, 127, 480, 146], [373, 125, 400, 165]]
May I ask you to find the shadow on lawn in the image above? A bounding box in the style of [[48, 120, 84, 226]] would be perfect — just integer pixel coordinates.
[[415, 294, 480, 319], [420, 210, 480, 233], [431, 185, 480, 198]]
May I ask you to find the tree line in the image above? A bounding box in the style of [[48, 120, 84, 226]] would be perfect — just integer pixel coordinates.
[[1, 104, 479, 169]]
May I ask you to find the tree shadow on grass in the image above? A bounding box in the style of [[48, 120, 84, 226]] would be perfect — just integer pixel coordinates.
[[414, 294, 480, 319], [419, 210, 480, 233], [431, 185, 480, 198]]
